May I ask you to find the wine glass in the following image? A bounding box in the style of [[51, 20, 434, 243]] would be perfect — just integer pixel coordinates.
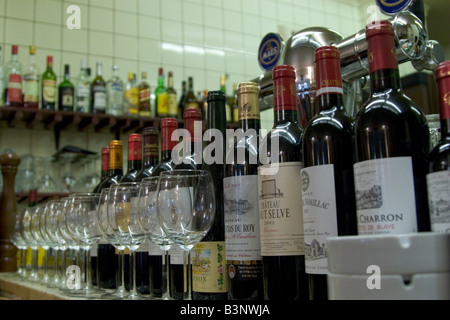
[[96, 187, 129, 300], [107, 182, 148, 300], [65, 193, 104, 298], [138, 176, 174, 300], [20, 204, 41, 283], [11, 206, 29, 278], [156, 169, 216, 300]]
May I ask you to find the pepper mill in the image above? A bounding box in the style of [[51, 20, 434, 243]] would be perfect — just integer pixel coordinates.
[[0, 151, 20, 273]]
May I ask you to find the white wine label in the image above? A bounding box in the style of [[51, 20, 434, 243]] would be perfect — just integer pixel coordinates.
[[169, 245, 184, 265], [354, 157, 417, 235], [148, 240, 163, 256], [301, 164, 338, 275], [426, 170, 450, 233], [258, 162, 305, 256], [192, 241, 227, 293], [224, 176, 261, 261]]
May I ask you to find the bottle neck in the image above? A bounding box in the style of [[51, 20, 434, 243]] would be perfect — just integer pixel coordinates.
[[168, 76, 174, 88], [316, 93, 345, 112], [441, 119, 450, 139], [273, 75, 299, 125], [158, 75, 164, 87], [161, 126, 177, 161], [143, 133, 160, 166], [369, 68, 402, 94]]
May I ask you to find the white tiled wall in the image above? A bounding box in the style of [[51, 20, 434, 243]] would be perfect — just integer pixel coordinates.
[[0, 0, 367, 176]]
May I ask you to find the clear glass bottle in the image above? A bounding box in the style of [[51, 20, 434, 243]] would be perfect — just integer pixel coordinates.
[[23, 45, 40, 109], [4, 45, 23, 107], [107, 65, 124, 116], [90, 61, 107, 114], [75, 58, 90, 113], [155, 67, 168, 117]]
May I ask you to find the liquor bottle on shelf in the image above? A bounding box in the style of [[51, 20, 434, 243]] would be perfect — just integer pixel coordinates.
[[91, 61, 107, 114], [192, 90, 228, 300], [23, 45, 40, 109], [167, 71, 178, 118], [95, 140, 123, 290], [230, 83, 239, 124], [178, 80, 187, 119], [107, 65, 124, 116], [0, 46, 4, 106], [224, 82, 263, 300], [58, 64, 75, 111], [201, 89, 208, 123], [4, 45, 23, 107], [138, 72, 151, 117], [125, 72, 139, 116], [149, 117, 178, 298], [75, 58, 90, 113], [427, 60, 450, 233], [120, 133, 143, 183], [353, 20, 431, 234], [155, 68, 168, 117], [93, 146, 109, 194], [41, 55, 56, 110], [134, 127, 160, 182], [220, 75, 232, 123], [257, 64, 309, 300], [301, 45, 358, 300], [183, 77, 200, 111], [173, 107, 203, 170]]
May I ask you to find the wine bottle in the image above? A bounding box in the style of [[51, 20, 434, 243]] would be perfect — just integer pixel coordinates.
[[183, 77, 200, 111], [93, 147, 109, 193], [353, 20, 431, 234], [178, 80, 187, 119], [23, 45, 40, 109], [167, 72, 178, 118], [257, 64, 309, 300], [120, 133, 143, 183], [148, 117, 178, 298], [173, 107, 203, 170], [41, 55, 57, 110], [220, 75, 232, 123], [155, 68, 168, 117], [58, 64, 75, 111], [192, 90, 228, 300], [224, 82, 264, 300], [301, 46, 358, 300], [96, 140, 123, 290], [134, 127, 160, 182], [91, 61, 107, 114], [427, 60, 450, 233], [4, 45, 23, 107]]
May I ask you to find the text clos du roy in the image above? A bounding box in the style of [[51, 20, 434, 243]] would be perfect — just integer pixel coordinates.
[[301, 46, 358, 300], [257, 65, 309, 300], [353, 21, 431, 234], [193, 91, 228, 300], [224, 82, 264, 300], [427, 60, 450, 233]]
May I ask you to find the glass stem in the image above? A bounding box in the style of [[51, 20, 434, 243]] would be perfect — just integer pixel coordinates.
[[162, 250, 171, 300], [116, 249, 127, 294], [85, 248, 93, 290], [129, 249, 139, 297], [184, 250, 192, 300], [31, 248, 39, 281], [60, 249, 67, 290]]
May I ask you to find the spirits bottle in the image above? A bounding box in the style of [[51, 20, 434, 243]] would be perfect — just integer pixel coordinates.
[[91, 61, 107, 114], [138, 72, 151, 117], [58, 64, 75, 111], [5, 45, 23, 107], [23, 45, 40, 109], [125, 72, 139, 116], [155, 68, 168, 117], [75, 58, 90, 113], [353, 20, 431, 234], [41, 55, 56, 110], [167, 71, 178, 118], [107, 65, 124, 116]]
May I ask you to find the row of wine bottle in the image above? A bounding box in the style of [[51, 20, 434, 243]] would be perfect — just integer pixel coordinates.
[[90, 20, 449, 300]]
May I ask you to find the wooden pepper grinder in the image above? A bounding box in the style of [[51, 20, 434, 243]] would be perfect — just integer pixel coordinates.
[[0, 151, 20, 273]]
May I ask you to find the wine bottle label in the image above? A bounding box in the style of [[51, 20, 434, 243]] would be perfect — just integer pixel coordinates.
[[43, 79, 56, 103], [192, 241, 227, 293], [257, 162, 305, 256], [185, 102, 199, 109], [301, 164, 338, 275], [76, 83, 90, 111], [354, 157, 417, 234], [61, 88, 74, 107], [8, 74, 22, 103], [168, 92, 178, 116], [223, 176, 261, 261], [23, 75, 39, 102], [426, 170, 450, 233], [126, 87, 139, 106], [157, 92, 169, 114], [169, 245, 184, 265]]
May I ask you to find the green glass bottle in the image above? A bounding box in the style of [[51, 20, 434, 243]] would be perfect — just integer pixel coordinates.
[[41, 55, 57, 110], [155, 67, 168, 117], [58, 64, 75, 111]]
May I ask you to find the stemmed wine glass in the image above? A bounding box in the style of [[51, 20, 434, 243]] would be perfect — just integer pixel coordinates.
[[65, 193, 104, 298], [156, 169, 216, 300], [20, 204, 41, 283], [138, 176, 174, 300], [107, 182, 148, 300]]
